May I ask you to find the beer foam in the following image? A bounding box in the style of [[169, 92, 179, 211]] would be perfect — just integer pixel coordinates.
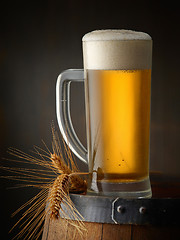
[[82, 30, 152, 70], [82, 30, 151, 41]]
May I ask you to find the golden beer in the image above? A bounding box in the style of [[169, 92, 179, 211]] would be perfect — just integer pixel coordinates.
[[85, 69, 151, 183], [82, 29, 152, 196]]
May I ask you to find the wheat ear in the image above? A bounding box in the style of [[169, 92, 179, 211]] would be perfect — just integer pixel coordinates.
[[1, 124, 88, 239], [49, 174, 70, 219]]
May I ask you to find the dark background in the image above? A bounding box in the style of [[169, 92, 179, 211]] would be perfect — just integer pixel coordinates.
[[0, 0, 179, 239]]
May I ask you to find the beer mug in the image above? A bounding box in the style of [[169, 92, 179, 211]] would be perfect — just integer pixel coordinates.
[[56, 30, 152, 198]]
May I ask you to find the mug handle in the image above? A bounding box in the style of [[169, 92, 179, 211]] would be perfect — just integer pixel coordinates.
[[56, 69, 88, 164]]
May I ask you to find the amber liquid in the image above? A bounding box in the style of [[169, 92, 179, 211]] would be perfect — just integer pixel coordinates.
[[85, 69, 151, 186]]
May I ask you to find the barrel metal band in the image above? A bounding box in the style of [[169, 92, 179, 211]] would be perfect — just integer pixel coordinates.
[[69, 194, 180, 225], [112, 197, 180, 225]]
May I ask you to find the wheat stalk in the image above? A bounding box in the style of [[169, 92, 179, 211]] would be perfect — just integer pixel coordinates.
[[1, 124, 88, 239]]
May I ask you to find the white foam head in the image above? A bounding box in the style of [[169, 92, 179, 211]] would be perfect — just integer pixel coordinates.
[[82, 30, 152, 70], [82, 29, 151, 41]]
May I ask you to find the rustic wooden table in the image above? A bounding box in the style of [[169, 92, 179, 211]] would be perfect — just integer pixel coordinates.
[[42, 174, 180, 240]]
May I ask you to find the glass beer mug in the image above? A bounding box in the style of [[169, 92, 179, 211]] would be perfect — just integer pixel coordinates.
[[56, 30, 152, 198]]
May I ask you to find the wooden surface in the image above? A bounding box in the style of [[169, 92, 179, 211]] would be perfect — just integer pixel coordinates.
[[42, 174, 180, 240], [42, 219, 180, 240]]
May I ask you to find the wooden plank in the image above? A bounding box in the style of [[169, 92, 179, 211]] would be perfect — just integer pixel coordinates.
[[66, 221, 103, 240], [42, 217, 68, 240], [85, 222, 103, 240], [42, 218, 103, 240], [132, 225, 180, 240], [102, 223, 132, 240]]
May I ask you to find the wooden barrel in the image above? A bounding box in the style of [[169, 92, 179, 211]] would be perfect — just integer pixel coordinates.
[[42, 174, 180, 240]]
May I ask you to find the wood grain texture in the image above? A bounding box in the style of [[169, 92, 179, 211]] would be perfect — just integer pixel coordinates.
[[42, 217, 69, 240], [43, 219, 180, 240], [42, 218, 103, 240], [83, 222, 103, 240], [42, 220, 132, 240], [65, 221, 103, 240], [102, 224, 131, 240]]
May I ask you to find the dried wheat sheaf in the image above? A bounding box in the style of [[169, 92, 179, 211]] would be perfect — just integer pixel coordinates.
[[1, 124, 88, 239]]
